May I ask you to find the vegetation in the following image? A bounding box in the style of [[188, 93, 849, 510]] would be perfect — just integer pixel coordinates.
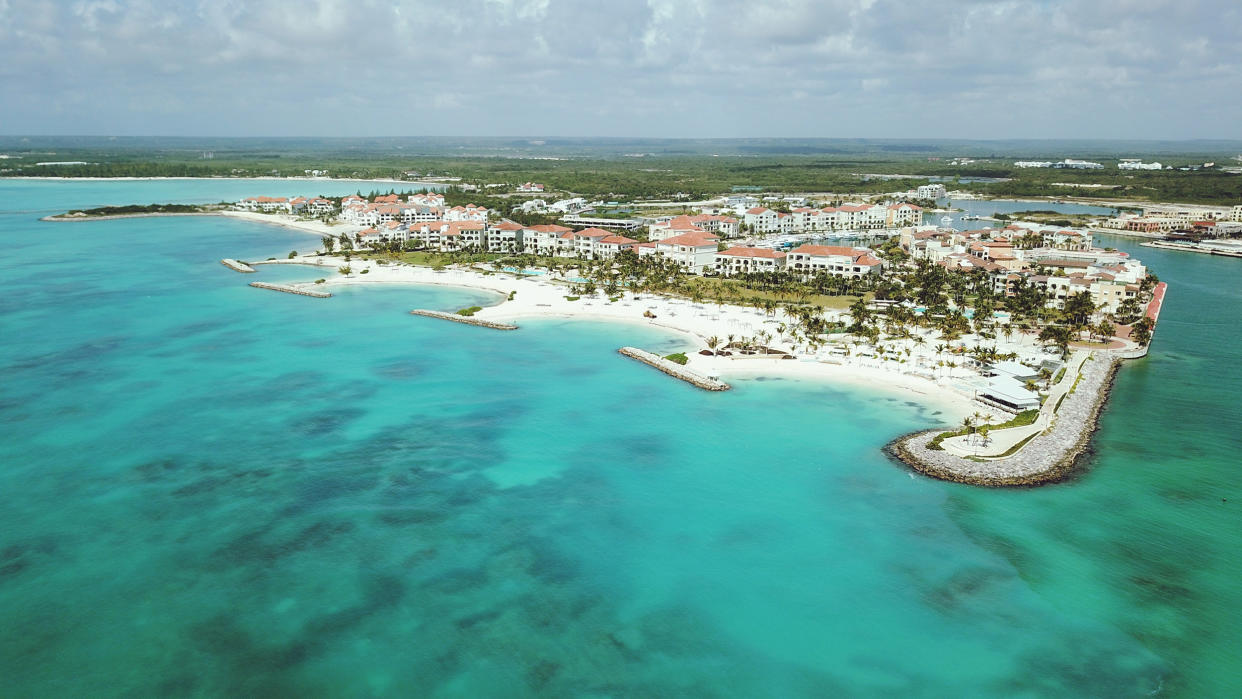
[[11, 137, 1240, 205], [56, 203, 217, 217], [456, 306, 483, 317], [928, 409, 1040, 450], [663, 352, 689, 365]]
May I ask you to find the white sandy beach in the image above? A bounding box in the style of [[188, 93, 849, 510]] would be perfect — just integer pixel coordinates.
[[253, 252, 996, 424]]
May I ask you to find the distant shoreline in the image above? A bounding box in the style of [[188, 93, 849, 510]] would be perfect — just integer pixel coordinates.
[[42, 212, 222, 222], [6, 175, 451, 187]]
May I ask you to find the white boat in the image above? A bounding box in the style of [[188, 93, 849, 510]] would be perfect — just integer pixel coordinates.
[[940, 215, 954, 227]]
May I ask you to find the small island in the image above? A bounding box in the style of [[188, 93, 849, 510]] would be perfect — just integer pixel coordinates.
[[42, 202, 228, 221]]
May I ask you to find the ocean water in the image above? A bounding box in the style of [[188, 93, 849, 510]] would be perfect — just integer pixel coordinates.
[[0, 182, 1239, 696]]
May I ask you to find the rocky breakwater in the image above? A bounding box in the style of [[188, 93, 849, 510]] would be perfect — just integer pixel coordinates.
[[409, 309, 518, 330], [221, 259, 255, 273], [618, 347, 731, 392], [889, 355, 1121, 486], [248, 282, 331, 298]]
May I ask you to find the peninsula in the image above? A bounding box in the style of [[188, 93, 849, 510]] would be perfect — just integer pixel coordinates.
[[134, 186, 1174, 486]]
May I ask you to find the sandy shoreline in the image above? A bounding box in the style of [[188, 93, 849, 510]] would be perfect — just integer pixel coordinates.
[[48, 205, 1141, 485], [254, 255, 991, 424], [42, 211, 224, 222]]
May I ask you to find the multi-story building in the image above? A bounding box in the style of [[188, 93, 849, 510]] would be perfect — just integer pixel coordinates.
[[714, 247, 787, 276], [487, 220, 526, 252], [743, 207, 781, 233], [643, 231, 720, 273], [886, 203, 923, 227], [785, 245, 883, 279], [523, 224, 574, 256]]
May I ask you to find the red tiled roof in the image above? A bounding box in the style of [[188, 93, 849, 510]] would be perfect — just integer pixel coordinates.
[[599, 235, 638, 245], [789, 244, 863, 257], [575, 227, 612, 238], [659, 231, 720, 247], [718, 246, 785, 259]]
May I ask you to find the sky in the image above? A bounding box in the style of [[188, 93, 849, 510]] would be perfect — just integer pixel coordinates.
[[1, 0, 1239, 139]]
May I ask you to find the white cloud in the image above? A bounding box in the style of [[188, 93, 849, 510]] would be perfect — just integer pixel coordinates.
[[0, 0, 1237, 138]]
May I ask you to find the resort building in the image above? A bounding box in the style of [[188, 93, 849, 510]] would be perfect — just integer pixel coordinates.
[[714, 247, 787, 276], [641, 231, 721, 273], [486, 220, 526, 253], [916, 184, 947, 200], [886, 203, 923, 227], [559, 214, 644, 231], [593, 234, 641, 259], [785, 245, 883, 279], [744, 207, 782, 233], [522, 224, 574, 256], [307, 198, 335, 215], [1118, 159, 1162, 170], [236, 196, 291, 213]]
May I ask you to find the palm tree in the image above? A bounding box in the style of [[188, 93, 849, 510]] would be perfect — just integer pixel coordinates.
[[706, 336, 720, 355]]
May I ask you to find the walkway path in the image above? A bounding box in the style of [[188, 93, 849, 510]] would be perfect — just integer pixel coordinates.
[[941, 350, 1089, 458]]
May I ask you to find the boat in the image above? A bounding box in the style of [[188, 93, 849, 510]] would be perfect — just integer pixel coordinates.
[[940, 215, 954, 227]]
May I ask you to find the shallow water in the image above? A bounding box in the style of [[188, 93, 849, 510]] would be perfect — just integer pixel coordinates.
[[0, 183, 1238, 696]]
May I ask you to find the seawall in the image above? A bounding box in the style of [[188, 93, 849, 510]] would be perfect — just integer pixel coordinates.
[[1140, 240, 1242, 258], [887, 357, 1121, 487], [618, 347, 731, 391]]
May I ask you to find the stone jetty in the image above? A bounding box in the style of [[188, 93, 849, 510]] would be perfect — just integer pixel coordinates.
[[221, 258, 255, 273], [618, 347, 731, 391], [409, 309, 518, 330], [888, 355, 1120, 486], [248, 282, 331, 298]]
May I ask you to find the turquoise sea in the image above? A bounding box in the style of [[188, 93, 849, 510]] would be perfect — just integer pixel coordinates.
[[1, 181, 1239, 696]]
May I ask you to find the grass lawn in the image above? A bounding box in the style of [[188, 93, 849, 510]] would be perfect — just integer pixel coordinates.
[[358, 251, 509, 267], [681, 276, 869, 310]]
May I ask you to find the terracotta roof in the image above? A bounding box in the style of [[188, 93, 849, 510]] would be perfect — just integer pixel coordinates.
[[599, 235, 638, 245], [659, 231, 719, 247], [718, 246, 785, 259], [575, 227, 612, 238], [789, 244, 864, 257]]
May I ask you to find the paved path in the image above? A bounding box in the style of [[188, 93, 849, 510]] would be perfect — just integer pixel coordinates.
[[942, 350, 1089, 458]]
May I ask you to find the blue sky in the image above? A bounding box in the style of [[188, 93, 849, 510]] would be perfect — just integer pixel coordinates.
[[1, 0, 1238, 138]]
